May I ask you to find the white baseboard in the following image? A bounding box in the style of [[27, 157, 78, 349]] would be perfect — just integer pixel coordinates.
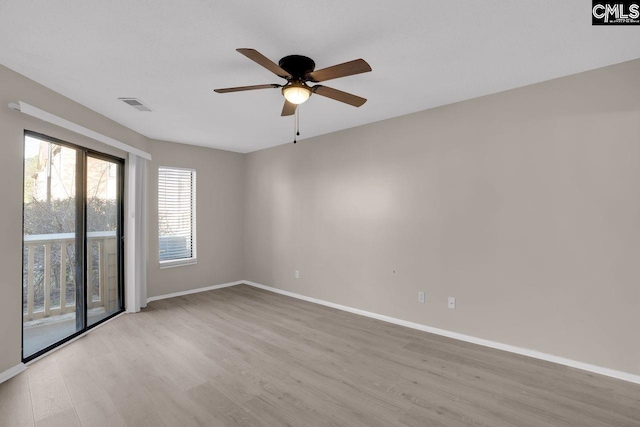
[[146, 280, 244, 303], [243, 281, 640, 386], [0, 363, 27, 384]]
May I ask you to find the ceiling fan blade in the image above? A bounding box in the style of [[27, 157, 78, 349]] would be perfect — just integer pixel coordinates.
[[308, 59, 371, 82], [237, 48, 292, 79], [214, 84, 281, 93], [281, 100, 297, 116], [312, 85, 367, 107]]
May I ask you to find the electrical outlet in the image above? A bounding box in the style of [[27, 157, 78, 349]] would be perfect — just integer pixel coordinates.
[[448, 297, 456, 309], [418, 291, 425, 303], [295, 270, 300, 279]]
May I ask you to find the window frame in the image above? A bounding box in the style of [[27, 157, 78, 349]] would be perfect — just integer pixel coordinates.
[[157, 166, 197, 269]]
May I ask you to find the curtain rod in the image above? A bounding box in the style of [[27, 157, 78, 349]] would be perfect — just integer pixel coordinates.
[[9, 101, 152, 160]]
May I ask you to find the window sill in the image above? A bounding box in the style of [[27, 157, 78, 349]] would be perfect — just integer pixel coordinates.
[[159, 258, 197, 269]]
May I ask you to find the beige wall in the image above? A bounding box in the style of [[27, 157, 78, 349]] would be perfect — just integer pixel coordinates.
[[146, 139, 244, 297], [0, 64, 244, 374], [244, 59, 640, 375]]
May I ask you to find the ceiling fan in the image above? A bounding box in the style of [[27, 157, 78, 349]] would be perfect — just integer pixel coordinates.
[[214, 49, 372, 116]]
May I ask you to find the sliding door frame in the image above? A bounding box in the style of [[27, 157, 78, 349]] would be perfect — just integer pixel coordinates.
[[22, 130, 125, 363], [76, 147, 87, 332]]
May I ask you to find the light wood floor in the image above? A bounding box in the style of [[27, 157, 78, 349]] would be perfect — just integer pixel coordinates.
[[1, 284, 640, 426]]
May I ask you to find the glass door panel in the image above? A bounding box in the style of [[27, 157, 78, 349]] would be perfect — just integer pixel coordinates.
[[23, 134, 80, 359], [86, 156, 122, 326]]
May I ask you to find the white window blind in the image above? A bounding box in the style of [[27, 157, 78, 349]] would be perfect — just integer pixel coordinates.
[[158, 167, 196, 267]]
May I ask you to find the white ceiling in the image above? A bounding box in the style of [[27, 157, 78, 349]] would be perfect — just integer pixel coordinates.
[[1, 1, 639, 153]]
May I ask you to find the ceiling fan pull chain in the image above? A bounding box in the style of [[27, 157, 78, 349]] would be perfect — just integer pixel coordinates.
[[293, 108, 297, 144], [297, 105, 300, 137]]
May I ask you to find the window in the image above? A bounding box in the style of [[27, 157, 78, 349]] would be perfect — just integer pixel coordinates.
[[158, 167, 196, 267]]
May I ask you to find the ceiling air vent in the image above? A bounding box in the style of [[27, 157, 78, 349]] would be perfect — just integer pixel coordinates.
[[119, 98, 152, 112]]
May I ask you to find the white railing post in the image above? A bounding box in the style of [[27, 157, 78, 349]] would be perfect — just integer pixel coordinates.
[[99, 238, 106, 307], [60, 242, 67, 313], [87, 242, 93, 308], [27, 245, 34, 321], [44, 243, 51, 317]]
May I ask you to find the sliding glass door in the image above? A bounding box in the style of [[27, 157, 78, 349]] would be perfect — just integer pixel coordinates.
[[22, 131, 124, 361]]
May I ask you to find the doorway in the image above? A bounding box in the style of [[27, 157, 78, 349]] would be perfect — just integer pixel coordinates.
[[22, 131, 124, 361]]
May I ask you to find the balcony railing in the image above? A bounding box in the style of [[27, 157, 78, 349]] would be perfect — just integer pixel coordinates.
[[23, 231, 118, 322]]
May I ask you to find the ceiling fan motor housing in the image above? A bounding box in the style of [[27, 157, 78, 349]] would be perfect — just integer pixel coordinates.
[[278, 55, 316, 80]]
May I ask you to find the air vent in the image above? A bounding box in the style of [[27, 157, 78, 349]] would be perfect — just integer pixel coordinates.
[[119, 98, 152, 112]]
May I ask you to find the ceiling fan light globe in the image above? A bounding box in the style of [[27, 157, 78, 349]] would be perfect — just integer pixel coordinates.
[[282, 84, 311, 105]]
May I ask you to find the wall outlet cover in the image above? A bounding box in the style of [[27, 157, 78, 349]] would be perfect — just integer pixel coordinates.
[[448, 297, 456, 309], [418, 291, 425, 303]]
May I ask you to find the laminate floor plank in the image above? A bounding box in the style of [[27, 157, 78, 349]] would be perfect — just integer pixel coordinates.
[[35, 408, 80, 427], [0, 373, 35, 427], [53, 340, 125, 427], [27, 356, 79, 425], [2, 284, 639, 426]]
